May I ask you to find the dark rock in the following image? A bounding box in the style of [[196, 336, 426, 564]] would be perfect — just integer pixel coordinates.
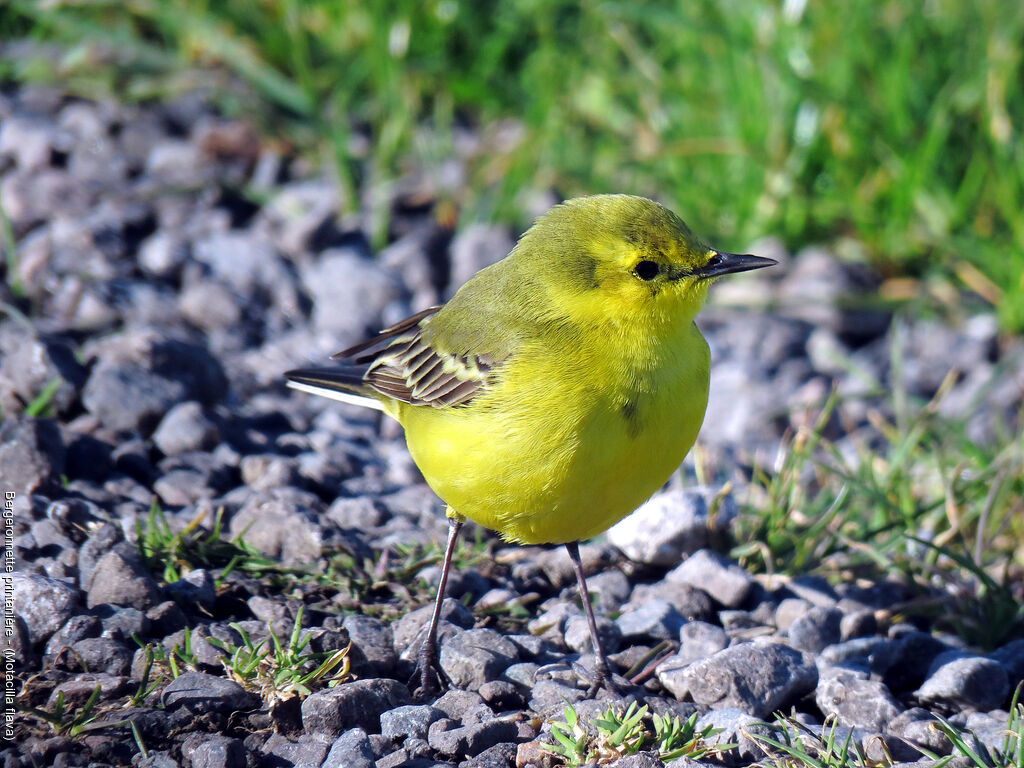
[[82, 362, 187, 434], [886, 708, 952, 755], [152, 402, 219, 455], [694, 708, 770, 766], [323, 727, 376, 768], [607, 753, 665, 768], [788, 606, 842, 652], [478, 681, 525, 711], [627, 581, 715, 622], [45, 615, 102, 657], [145, 600, 188, 637], [85, 543, 163, 610], [9, 572, 81, 645], [380, 705, 445, 742], [301, 678, 412, 737], [0, 417, 66, 495], [682, 641, 818, 718], [528, 679, 586, 716], [164, 568, 216, 612], [183, 734, 246, 768], [656, 621, 729, 698], [815, 669, 903, 731], [66, 637, 133, 676], [839, 609, 877, 640], [428, 718, 519, 758], [47, 674, 128, 708], [343, 614, 397, 678], [989, 638, 1024, 686], [161, 671, 259, 714], [98, 605, 148, 641], [915, 651, 1009, 712], [301, 247, 407, 343], [261, 732, 331, 768], [0, 326, 85, 417], [458, 741, 517, 768], [607, 487, 737, 566], [615, 599, 686, 643], [666, 549, 754, 607], [882, 631, 950, 692], [563, 614, 621, 657], [226, 488, 326, 567], [433, 689, 485, 720]]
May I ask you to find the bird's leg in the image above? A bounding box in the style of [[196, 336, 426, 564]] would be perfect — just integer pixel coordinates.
[[415, 516, 463, 698], [565, 541, 619, 697]]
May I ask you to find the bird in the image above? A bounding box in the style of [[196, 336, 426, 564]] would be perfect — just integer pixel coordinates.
[[286, 194, 775, 697]]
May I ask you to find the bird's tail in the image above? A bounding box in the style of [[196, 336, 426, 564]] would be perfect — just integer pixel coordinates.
[[284, 366, 385, 412]]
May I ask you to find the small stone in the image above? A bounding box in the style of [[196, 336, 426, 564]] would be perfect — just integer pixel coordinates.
[[67, 638, 133, 676], [885, 708, 951, 755], [0, 417, 66, 495], [47, 674, 128, 708], [227, 488, 326, 567], [815, 668, 903, 731], [774, 598, 811, 632], [459, 741, 516, 768], [682, 640, 818, 718], [563, 615, 621, 657], [788, 606, 842, 652], [694, 708, 770, 766], [478, 681, 524, 711], [45, 615, 102, 657], [611, 753, 668, 768], [433, 689, 485, 720], [380, 705, 445, 742], [185, 735, 246, 768], [164, 568, 216, 611], [528, 679, 586, 716], [261, 732, 330, 767], [840, 609, 877, 640], [627, 581, 715, 622], [323, 728, 376, 768], [152, 402, 219, 455], [301, 678, 412, 737], [428, 718, 518, 758], [161, 671, 259, 714], [607, 486, 737, 566], [393, 598, 474, 657], [86, 544, 163, 610], [615, 599, 686, 643], [343, 614, 397, 678], [989, 638, 1024, 685], [666, 549, 755, 607], [915, 651, 1009, 712], [9, 572, 81, 645]]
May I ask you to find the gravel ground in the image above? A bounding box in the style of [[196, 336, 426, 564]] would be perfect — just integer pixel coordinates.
[[2, 85, 1023, 768]]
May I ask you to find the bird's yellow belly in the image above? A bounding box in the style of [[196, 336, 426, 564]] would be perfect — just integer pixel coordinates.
[[397, 326, 710, 545]]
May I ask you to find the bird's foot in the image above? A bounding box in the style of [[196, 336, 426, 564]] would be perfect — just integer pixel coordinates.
[[584, 657, 623, 698], [410, 638, 447, 700]]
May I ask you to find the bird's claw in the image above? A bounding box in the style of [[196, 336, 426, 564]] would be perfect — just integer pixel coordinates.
[[410, 639, 447, 700]]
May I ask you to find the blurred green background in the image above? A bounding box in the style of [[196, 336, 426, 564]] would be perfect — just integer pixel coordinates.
[[3, 0, 1023, 328]]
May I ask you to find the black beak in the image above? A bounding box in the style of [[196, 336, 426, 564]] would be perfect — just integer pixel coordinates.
[[697, 251, 777, 279]]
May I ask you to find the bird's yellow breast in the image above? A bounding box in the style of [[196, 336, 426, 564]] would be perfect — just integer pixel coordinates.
[[394, 319, 710, 545]]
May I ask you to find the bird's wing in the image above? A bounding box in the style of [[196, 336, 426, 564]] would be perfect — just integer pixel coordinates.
[[330, 306, 504, 408]]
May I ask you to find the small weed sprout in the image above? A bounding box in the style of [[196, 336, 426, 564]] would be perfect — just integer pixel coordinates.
[[747, 714, 868, 768], [928, 683, 1024, 768], [544, 701, 734, 765], [205, 606, 352, 704]]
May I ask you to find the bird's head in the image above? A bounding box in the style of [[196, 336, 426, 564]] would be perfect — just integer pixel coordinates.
[[514, 194, 776, 326]]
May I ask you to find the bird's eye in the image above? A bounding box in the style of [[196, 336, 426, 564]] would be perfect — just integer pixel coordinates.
[[633, 260, 659, 281]]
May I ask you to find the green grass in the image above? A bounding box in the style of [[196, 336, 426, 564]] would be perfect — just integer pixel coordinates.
[[733, 318, 1024, 649], [2, 0, 1022, 326]]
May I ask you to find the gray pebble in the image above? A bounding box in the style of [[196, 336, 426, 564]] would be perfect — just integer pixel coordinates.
[[323, 727, 376, 768], [189, 735, 246, 768], [563, 614, 621, 657], [666, 549, 755, 607], [161, 671, 259, 714], [788, 606, 843, 652], [380, 705, 445, 742], [427, 717, 518, 758], [67, 637, 133, 676], [0, 417, 66, 496], [300, 678, 412, 737], [815, 668, 903, 731], [9, 571, 81, 645], [682, 640, 818, 718], [152, 402, 219, 455], [607, 486, 736, 566], [85, 544, 163, 610], [916, 651, 1009, 712], [343, 614, 397, 677], [615, 599, 685, 643]]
